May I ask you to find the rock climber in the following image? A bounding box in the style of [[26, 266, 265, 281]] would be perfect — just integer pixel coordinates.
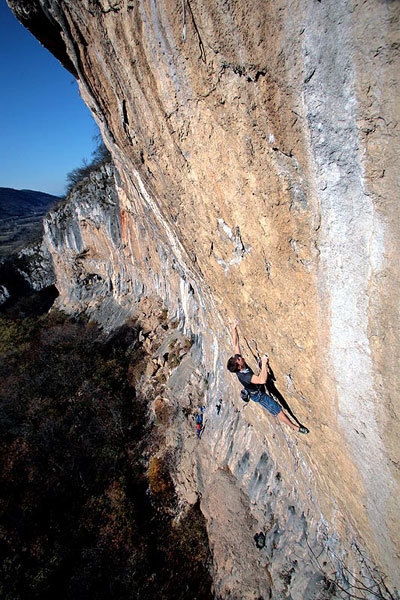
[[227, 320, 309, 434], [196, 419, 203, 438], [195, 406, 205, 438]]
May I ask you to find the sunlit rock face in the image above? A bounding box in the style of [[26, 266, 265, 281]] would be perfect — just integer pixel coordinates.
[[9, 0, 400, 596]]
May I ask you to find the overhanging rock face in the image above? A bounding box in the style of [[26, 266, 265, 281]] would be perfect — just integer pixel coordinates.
[[9, 0, 400, 596]]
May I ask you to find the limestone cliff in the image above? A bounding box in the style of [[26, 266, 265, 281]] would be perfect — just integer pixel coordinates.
[[8, 0, 400, 597]]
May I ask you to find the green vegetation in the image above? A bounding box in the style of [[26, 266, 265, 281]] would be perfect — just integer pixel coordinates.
[[65, 136, 112, 195], [0, 310, 212, 600]]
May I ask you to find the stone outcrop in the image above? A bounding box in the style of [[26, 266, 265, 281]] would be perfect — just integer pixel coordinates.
[[0, 238, 56, 316], [8, 0, 400, 597]]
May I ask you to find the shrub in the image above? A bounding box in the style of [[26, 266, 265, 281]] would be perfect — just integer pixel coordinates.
[[65, 136, 111, 195], [148, 455, 175, 500]]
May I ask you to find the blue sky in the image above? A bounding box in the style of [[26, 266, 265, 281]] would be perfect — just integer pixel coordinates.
[[0, 0, 99, 196]]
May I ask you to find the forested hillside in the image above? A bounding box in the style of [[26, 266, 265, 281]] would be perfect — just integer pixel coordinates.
[[0, 307, 212, 600], [0, 188, 59, 257]]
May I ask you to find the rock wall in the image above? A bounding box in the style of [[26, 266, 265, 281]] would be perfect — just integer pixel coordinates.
[[9, 0, 400, 597]]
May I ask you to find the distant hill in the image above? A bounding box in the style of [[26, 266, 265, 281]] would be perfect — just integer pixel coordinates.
[[0, 187, 61, 257]]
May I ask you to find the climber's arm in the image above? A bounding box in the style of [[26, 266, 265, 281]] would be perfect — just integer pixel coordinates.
[[232, 319, 241, 355], [251, 355, 269, 385]]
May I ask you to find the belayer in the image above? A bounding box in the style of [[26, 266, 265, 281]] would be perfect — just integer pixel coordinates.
[[227, 320, 309, 434], [195, 407, 205, 438]]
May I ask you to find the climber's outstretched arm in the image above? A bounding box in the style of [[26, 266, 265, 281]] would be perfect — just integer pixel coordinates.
[[232, 319, 241, 355]]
